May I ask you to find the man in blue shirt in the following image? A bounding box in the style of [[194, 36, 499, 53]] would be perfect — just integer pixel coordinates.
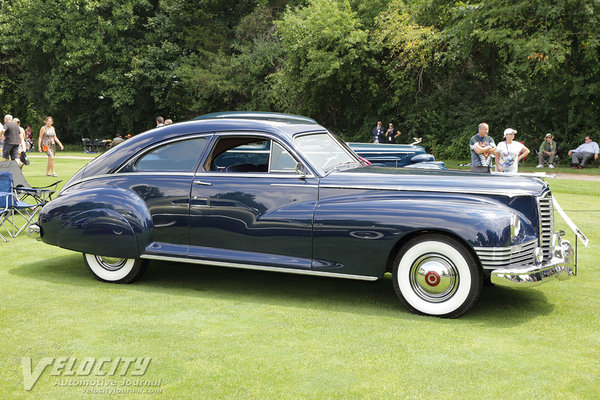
[[568, 136, 599, 169], [469, 122, 496, 173], [372, 121, 385, 143]]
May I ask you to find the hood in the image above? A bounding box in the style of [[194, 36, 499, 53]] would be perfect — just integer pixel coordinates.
[[320, 166, 548, 198]]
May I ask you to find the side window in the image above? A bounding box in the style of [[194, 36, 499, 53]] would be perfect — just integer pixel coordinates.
[[270, 142, 297, 172], [135, 137, 207, 172], [207, 137, 298, 174]]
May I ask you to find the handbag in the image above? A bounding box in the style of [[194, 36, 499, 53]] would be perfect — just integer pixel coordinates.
[[20, 151, 30, 165]]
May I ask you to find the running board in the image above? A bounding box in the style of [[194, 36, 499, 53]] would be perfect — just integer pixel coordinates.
[[140, 254, 379, 281]]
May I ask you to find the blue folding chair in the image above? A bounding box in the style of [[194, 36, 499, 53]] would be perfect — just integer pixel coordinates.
[[0, 192, 9, 242], [0, 171, 44, 238]]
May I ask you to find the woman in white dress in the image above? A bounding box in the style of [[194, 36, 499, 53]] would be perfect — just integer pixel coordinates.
[[495, 128, 530, 173]]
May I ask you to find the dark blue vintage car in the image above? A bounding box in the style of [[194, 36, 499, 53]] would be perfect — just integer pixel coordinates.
[[36, 113, 576, 317]]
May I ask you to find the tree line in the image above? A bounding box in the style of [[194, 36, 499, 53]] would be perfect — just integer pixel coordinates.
[[0, 0, 598, 159]]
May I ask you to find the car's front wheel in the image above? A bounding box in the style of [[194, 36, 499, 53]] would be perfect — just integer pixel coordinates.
[[392, 235, 482, 318], [83, 254, 147, 283]]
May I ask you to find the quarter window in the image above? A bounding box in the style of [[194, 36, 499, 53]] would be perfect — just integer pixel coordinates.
[[135, 137, 207, 172]]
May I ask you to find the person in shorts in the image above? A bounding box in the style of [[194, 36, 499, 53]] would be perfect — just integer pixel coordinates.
[[1, 114, 20, 161]]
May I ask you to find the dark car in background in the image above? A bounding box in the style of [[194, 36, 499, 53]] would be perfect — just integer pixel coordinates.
[[348, 142, 446, 170], [36, 113, 576, 317]]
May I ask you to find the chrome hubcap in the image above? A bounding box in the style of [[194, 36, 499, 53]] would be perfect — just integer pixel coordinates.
[[410, 254, 459, 303], [95, 256, 128, 271]]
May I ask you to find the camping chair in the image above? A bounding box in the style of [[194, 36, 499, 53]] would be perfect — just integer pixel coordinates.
[[0, 171, 45, 238], [0, 192, 9, 242], [535, 142, 560, 168], [0, 160, 61, 204]]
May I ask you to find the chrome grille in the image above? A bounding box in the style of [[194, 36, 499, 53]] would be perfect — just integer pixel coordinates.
[[475, 240, 536, 270], [538, 191, 554, 261]]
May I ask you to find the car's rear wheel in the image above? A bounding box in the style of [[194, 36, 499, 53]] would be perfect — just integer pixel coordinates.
[[83, 254, 147, 283], [392, 235, 482, 318]]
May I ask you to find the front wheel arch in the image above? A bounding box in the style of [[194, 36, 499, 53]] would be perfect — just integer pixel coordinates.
[[385, 229, 481, 273], [392, 234, 483, 318]]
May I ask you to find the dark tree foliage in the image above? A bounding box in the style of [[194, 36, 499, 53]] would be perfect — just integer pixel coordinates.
[[0, 0, 598, 159]]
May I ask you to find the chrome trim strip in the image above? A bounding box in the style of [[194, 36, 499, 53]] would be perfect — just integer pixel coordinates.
[[140, 254, 379, 281], [319, 184, 533, 198], [538, 191, 553, 261], [270, 184, 319, 188], [196, 172, 316, 179], [473, 240, 536, 253], [76, 172, 196, 185], [72, 171, 314, 186], [474, 240, 537, 270]]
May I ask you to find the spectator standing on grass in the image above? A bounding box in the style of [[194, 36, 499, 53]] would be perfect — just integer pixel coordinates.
[[14, 118, 28, 167], [385, 123, 403, 144], [495, 128, 529, 173], [537, 133, 556, 168], [38, 116, 64, 177], [1, 114, 20, 161], [568, 136, 599, 169], [26, 125, 34, 150], [372, 121, 385, 143], [156, 116, 165, 127], [469, 122, 496, 173]]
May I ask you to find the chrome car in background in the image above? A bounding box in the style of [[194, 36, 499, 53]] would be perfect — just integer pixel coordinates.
[[36, 113, 576, 317]]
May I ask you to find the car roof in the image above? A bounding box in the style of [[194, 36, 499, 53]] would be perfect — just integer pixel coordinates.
[[194, 111, 318, 125], [80, 116, 326, 179]]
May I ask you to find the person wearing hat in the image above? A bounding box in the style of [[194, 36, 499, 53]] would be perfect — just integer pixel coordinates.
[[537, 133, 556, 168], [495, 128, 529, 173]]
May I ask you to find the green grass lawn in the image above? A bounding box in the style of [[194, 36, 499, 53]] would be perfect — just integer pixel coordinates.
[[445, 159, 600, 175], [1, 155, 599, 399]]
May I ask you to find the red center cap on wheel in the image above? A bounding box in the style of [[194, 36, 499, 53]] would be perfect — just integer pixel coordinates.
[[425, 271, 441, 286]]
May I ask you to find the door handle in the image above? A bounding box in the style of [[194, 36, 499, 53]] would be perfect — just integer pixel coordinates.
[[193, 180, 212, 186]]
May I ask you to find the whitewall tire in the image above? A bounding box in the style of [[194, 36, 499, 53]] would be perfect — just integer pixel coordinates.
[[83, 254, 147, 283], [393, 235, 482, 318]]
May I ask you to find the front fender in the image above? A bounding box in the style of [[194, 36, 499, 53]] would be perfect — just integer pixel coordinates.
[[313, 191, 524, 277], [39, 187, 153, 258]]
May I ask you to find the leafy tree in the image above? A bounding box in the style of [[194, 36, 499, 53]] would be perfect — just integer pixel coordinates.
[[273, 0, 384, 136]]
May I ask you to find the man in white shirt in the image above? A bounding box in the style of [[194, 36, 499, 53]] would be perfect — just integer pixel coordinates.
[[568, 136, 599, 169]]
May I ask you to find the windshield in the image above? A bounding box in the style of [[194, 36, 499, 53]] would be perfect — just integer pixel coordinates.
[[295, 132, 361, 172]]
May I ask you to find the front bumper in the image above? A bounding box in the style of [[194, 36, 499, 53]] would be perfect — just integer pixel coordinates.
[[490, 232, 575, 288]]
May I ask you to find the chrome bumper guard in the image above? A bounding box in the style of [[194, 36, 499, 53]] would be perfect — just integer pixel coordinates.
[[490, 232, 575, 288]]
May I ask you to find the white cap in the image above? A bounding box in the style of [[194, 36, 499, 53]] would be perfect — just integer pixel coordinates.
[[503, 128, 517, 137]]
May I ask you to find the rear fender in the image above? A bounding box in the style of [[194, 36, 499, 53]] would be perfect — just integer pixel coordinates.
[[39, 187, 153, 258]]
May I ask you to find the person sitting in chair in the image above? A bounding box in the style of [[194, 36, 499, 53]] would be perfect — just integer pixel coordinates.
[[537, 133, 556, 168], [568, 136, 599, 169]]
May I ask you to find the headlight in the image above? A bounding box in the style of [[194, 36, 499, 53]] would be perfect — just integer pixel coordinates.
[[510, 213, 521, 242]]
